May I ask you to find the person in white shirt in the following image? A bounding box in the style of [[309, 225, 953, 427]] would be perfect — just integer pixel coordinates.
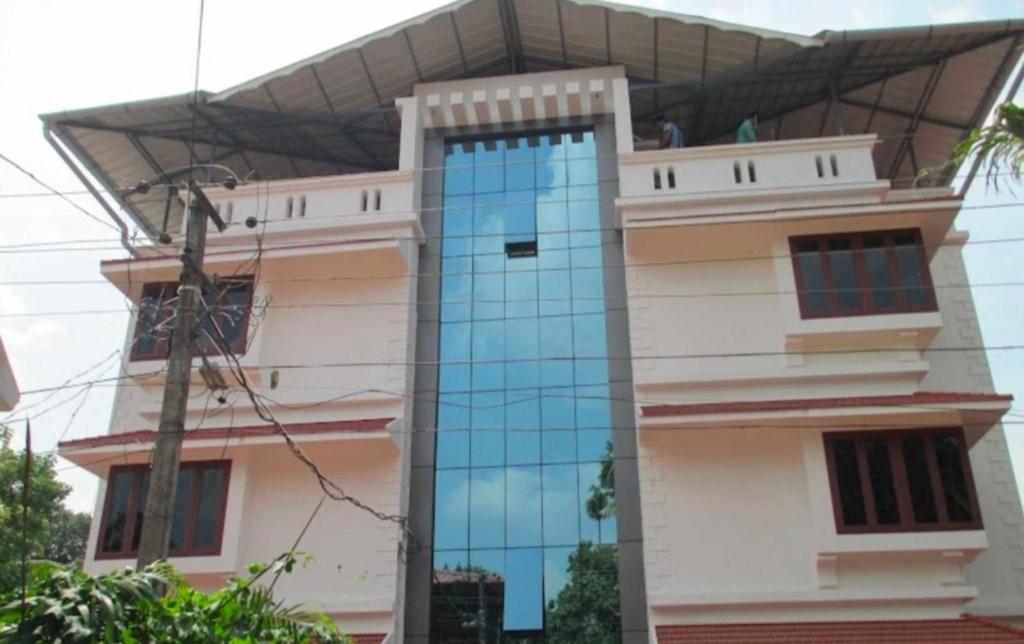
[[655, 115, 684, 149]]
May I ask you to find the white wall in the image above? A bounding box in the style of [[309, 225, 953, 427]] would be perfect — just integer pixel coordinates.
[[623, 178, 1024, 624]]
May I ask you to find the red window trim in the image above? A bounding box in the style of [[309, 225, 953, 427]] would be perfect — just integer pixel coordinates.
[[95, 460, 232, 559], [129, 277, 254, 362], [823, 428, 982, 534], [790, 229, 937, 319]]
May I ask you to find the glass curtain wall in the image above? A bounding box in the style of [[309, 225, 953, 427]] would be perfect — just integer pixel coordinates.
[[431, 130, 622, 643]]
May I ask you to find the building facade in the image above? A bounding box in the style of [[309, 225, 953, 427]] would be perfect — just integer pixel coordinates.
[[0, 336, 19, 412], [50, 2, 1024, 642]]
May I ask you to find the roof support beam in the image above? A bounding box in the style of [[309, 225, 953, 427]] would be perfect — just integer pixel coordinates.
[[402, 30, 424, 82], [641, 29, 1015, 132], [887, 59, 946, 180], [56, 126, 152, 229], [496, 0, 525, 73], [604, 7, 612, 64], [951, 33, 1024, 189], [261, 86, 307, 177], [202, 102, 396, 137], [652, 18, 660, 115], [125, 134, 187, 230], [839, 97, 968, 131], [57, 116, 382, 173], [188, 104, 256, 176], [686, 25, 711, 144], [161, 145, 250, 182], [310, 64, 388, 170], [44, 124, 144, 249], [556, 0, 568, 65], [357, 49, 396, 134], [126, 134, 176, 189], [863, 77, 887, 133], [450, 13, 470, 74]]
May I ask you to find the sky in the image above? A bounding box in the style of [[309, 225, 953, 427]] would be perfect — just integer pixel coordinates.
[[0, 0, 1023, 514]]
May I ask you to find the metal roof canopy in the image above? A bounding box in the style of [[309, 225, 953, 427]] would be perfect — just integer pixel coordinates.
[[40, 0, 1024, 238]]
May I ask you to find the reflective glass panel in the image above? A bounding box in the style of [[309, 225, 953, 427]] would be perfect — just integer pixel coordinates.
[[795, 240, 828, 314], [101, 470, 136, 552], [902, 436, 939, 523], [893, 234, 929, 307], [935, 433, 973, 522], [827, 238, 861, 312], [193, 466, 225, 549], [831, 438, 867, 526], [865, 439, 900, 524], [863, 237, 897, 309], [168, 468, 195, 551], [434, 131, 620, 641]]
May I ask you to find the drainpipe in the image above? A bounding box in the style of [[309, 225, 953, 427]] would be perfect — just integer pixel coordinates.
[[42, 123, 137, 257]]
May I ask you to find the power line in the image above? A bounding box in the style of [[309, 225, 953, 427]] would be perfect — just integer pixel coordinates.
[[0, 138, 1010, 202], [2, 223, 1024, 304], [0, 195, 1021, 259], [7, 344, 1023, 394], [4, 179, 1024, 253], [7, 277, 1024, 318], [0, 151, 120, 232]]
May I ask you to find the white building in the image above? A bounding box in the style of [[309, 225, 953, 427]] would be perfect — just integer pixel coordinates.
[[49, 2, 1024, 642], [0, 336, 19, 412]]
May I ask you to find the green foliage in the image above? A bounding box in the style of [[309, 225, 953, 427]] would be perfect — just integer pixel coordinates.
[[585, 441, 616, 521], [43, 509, 91, 567], [545, 543, 621, 644], [0, 554, 352, 643], [0, 426, 81, 595], [921, 101, 1024, 190]]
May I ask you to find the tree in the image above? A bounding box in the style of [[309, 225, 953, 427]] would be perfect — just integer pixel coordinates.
[[585, 441, 615, 522], [0, 426, 78, 595], [43, 510, 90, 567], [922, 101, 1024, 190], [545, 542, 621, 644]]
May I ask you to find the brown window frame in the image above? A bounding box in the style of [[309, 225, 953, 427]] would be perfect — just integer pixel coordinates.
[[789, 229, 937, 319], [823, 428, 982, 534], [130, 277, 254, 361], [96, 460, 231, 559]]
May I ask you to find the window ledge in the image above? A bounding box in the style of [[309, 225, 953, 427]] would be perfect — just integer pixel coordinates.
[[818, 529, 988, 555], [785, 310, 943, 351], [89, 552, 239, 577]]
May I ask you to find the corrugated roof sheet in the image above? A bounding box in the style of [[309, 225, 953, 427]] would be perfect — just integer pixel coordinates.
[[40, 0, 1024, 237]]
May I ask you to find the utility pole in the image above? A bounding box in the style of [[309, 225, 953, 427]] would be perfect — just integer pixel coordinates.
[[137, 181, 224, 568]]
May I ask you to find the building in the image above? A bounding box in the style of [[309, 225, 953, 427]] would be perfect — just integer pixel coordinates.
[[0, 336, 19, 412], [47, 2, 1024, 642]]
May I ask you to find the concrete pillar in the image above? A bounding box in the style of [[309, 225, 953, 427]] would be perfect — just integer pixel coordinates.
[[612, 77, 634, 155]]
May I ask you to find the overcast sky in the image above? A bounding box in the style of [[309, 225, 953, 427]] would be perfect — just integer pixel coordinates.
[[1, 0, 1023, 513]]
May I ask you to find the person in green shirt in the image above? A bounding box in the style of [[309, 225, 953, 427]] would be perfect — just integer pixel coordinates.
[[736, 112, 758, 143]]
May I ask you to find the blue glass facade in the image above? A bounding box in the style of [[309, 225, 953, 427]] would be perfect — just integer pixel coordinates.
[[431, 130, 621, 641]]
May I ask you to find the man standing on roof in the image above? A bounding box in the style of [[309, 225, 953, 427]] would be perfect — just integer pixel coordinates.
[[656, 115, 684, 149], [736, 112, 758, 143]]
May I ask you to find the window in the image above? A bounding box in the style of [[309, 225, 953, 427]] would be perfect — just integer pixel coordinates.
[[131, 277, 254, 361], [97, 461, 230, 558], [824, 429, 981, 533], [790, 230, 936, 318]]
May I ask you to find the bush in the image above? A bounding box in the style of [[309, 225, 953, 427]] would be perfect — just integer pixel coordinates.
[[0, 554, 351, 643]]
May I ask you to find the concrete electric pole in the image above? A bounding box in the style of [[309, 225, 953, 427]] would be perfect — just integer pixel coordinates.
[[136, 181, 225, 568]]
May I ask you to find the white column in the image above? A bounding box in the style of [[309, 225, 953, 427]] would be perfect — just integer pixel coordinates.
[[396, 96, 424, 210], [612, 77, 634, 155]]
